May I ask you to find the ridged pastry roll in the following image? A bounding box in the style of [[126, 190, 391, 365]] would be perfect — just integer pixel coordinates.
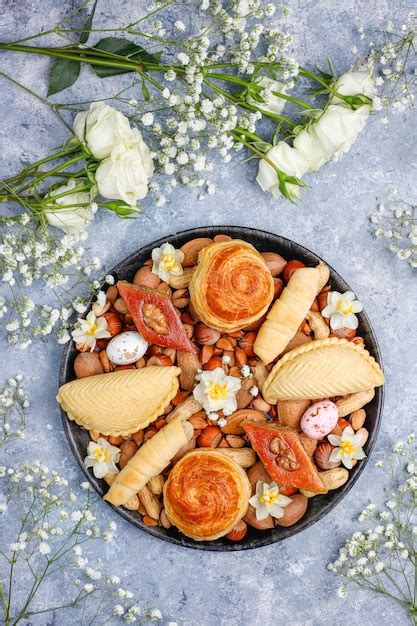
[[57, 367, 180, 436], [163, 450, 251, 541], [104, 418, 194, 506], [262, 338, 384, 403], [189, 239, 274, 333], [254, 262, 329, 364]]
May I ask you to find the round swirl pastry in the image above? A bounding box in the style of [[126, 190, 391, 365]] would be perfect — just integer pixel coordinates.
[[163, 450, 251, 541], [189, 239, 274, 333]]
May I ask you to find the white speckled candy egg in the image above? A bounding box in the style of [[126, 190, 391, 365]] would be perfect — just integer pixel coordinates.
[[106, 331, 148, 366], [300, 400, 339, 440]]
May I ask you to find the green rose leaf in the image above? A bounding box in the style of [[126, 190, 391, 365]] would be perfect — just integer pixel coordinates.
[[47, 58, 81, 96], [91, 37, 161, 78]]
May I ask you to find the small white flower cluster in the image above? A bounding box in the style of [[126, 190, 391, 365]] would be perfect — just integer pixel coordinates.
[[0, 374, 28, 448], [0, 460, 170, 624], [369, 12, 417, 112], [370, 187, 417, 268], [124, 1, 298, 200], [0, 217, 104, 347], [328, 433, 416, 620]]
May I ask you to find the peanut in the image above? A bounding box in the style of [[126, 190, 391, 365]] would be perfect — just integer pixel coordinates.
[[138, 485, 161, 519], [225, 435, 246, 448], [166, 397, 202, 422], [160, 508, 171, 529], [300, 467, 349, 497], [169, 267, 195, 289], [197, 447, 256, 467], [307, 310, 330, 340], [220, 408, 266, 435], [122, 494, 140, 511], [252, 362, 269, 388], [335, 388, 375, 417], [147, 474, 165, 496]]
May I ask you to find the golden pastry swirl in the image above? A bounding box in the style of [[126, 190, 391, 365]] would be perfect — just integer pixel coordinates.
[[163, 450, 251, 541], [189, 240, 274, 333]]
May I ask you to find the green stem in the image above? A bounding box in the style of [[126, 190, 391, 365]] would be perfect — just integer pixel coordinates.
[[0, 581, 9, 626], [1, 145, 80, 184], [14, 154, 85, 194], [0, 43, 144, 72]]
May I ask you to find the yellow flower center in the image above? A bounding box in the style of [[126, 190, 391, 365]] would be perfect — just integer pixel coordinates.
[[259, 489, 279, 505], [207, 381, 228, 401], [340, 440, 355, 456], [92, 447, 111, 463], [161, 253, 178, 272], [337, 300, 354, 315], [86, 322, 98, 336]]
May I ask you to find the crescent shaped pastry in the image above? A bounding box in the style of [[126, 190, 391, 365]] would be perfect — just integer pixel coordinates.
[[189, 240, 274, 333], [57, 366, 180, 436], [163, 450, 251, 541], [262, 338, 384, 403], [254, 262, 330, 364], [104, 418, 194, 506]]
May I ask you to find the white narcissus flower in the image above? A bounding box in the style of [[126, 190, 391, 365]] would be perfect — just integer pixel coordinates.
[[247, 76, 288, 115], [331, 70, 375, 107], [322, 290, 363, 330], [45, 180, 94, 234], [71, 310, 111, 351], [256, 141, 309, 199], [249, 481, 292, 521], [92, 291, 110, 317], [293, 104, 371, 171], [193, 367, 241, 414], [328, 426, 366, 469], [95, 145, 154, 207], [84, 438, 120, 479], [151, 242, 184, 282], [74, 101, 143, 159]]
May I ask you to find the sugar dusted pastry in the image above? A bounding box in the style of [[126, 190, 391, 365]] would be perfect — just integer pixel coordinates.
[[189, 239, 274, 333], [163, 450, 251, 541], [104, 418, 194, 506], [57, 366, 180, 436], [262, 338, 384, 403], [254, 262, 330, 364]]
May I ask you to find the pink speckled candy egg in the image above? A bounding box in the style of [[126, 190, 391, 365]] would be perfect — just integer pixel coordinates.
[[300, 400, 339, 440]]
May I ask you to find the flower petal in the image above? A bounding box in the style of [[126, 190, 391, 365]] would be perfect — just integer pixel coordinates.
[[344, 314, 359, 329], [255, 504, 270, 521], [93, 462, 109, 478], [351, 301, 363, 313], [329, 448, 342, 463], [328, 434, 342, 446], [341, 455, 353, 470], [330, 313, 345, 330]]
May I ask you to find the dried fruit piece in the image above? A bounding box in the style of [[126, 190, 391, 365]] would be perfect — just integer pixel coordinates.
[[243, 422, 325, 492], [117, 282, 195, 353]]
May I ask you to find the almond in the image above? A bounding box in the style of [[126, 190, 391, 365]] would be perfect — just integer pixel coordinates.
[[239, 331, 256, 356], [177, 350, 201, 390], [180, 237, 213, 266], [194, 323, 221, 345], [119, 440, 138, 469], [350, 408, 366, 430], [236, 377, 255, 409], [261, 252, 287, 276]]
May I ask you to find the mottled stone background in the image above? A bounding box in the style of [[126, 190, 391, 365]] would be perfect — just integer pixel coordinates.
[[0, 1, 416, 625]]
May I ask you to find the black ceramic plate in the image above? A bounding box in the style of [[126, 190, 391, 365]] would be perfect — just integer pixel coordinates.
[[60, 226, 384, 551]]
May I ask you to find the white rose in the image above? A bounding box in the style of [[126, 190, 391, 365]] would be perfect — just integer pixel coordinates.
[[247, 76, 288, 115], [293, 104, 370, 171], [95, 145, 154, 207], [331, 70, 375, 107], [45, 179, 94, 234], [256, 141, 309, 199], [74, 102, 142, 159]]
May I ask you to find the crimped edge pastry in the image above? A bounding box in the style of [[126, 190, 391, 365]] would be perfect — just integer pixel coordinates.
[[57, 367, 180, 436], [163, 449, 251, 541], [262, 337, 384, 403]]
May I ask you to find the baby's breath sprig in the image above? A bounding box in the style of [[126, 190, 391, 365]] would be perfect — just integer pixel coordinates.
[[366, 11, 417, 114], [0, 462, 173, 625], [0, 376, 28, 449], [0, 213, 107, 348], [328, 433, 416, 624], [370, 187, 417, 268]]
